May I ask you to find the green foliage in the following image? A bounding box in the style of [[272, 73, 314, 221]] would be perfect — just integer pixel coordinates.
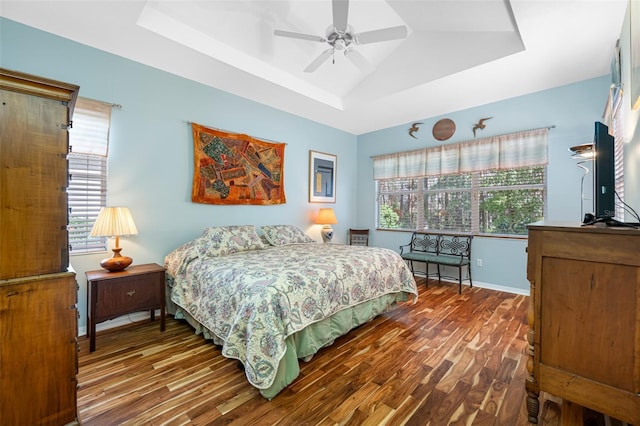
[[478, 168, 545, 235], [379, 204, 401, 228], [479, 189, 544, 235], [376, 167, 544, 235], [423, 192, 472, 232]]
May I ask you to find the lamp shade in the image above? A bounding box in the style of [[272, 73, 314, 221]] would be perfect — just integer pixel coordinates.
[[569, 143, 595, 159], [90, 207, 138, 237], [89, 207, 138, 272], [315, 208, 338, 225]]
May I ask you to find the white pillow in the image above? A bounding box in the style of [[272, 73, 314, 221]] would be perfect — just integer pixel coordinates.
[[197, 225, 266, 257], [260, 225, 315, 246]]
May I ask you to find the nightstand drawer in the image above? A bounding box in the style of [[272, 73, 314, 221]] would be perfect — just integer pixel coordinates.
[[95, 272, 163, 319]]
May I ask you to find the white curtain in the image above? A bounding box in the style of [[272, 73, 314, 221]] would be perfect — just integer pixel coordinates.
[[373, 147, 428, 179], [69, 97, 112, 156], [373, 128, 548, 180]]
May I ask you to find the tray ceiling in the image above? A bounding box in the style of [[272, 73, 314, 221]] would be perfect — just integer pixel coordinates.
[[0, 0, 628, 134]]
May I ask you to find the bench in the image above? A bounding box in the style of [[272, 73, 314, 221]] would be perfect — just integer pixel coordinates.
[[399, 232, 473, 293]]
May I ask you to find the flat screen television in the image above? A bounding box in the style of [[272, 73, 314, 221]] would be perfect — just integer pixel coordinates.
[[594, 121, 615, 220]]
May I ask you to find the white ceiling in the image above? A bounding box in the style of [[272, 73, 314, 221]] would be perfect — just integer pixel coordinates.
[[0, 0, 628, 135]]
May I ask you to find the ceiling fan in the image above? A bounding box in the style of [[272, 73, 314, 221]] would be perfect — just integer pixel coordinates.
[[273, 0, 408, 73]]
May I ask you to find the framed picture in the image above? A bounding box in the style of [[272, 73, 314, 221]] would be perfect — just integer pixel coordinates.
[[309, 150, 336, 203]]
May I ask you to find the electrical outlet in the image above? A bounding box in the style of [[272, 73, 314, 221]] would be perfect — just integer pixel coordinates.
[[476, 258, 483, 267]]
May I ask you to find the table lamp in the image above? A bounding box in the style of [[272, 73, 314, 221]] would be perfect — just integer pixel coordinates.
[[315, 208, 338, 243], [89, 206, 138, 271]]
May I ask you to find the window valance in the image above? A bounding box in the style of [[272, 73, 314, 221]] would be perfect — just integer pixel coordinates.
[[69, 97, 112, 156], [373, 128, 548, 180]]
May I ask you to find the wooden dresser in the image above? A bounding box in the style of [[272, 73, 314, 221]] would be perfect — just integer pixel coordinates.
[[0, 69, 80, 425], [525, 221, 640, 424]]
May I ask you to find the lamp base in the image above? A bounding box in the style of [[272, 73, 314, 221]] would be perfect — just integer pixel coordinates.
[[100, 248, 133, 272], [320, 225, 334, 243]]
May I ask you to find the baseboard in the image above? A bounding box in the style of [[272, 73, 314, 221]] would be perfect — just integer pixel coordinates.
[[427, 276, 530, 296], [471, 280, 529, 296], [78, 309, 161, 337]]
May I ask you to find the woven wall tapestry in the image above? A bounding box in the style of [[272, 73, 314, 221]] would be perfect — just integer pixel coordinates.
[[191, 123, 286, 205]]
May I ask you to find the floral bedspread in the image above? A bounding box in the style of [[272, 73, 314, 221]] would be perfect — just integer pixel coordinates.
[[166, 242, 417, 390]]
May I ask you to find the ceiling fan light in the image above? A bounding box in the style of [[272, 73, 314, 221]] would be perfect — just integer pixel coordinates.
[[278, 0, 406, 73]]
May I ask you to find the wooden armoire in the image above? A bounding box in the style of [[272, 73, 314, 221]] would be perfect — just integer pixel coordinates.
[[0, 68, 80, 425]]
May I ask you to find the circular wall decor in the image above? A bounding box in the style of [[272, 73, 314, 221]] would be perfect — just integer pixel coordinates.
[[432, 118, 456, 141]]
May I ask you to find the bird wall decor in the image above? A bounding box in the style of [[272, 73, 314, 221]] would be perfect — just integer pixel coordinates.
[[472, 117, 492, 137], [408, 122, 423, 139]]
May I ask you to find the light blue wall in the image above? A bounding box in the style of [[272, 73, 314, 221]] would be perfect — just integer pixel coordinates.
[[3, 14, 637, 328], [1, 18, 357, 331], [356, 77, 612, 293]]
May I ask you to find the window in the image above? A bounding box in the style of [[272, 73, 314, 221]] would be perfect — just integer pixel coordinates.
[[611, 87, 625, 220], [477, 167, 545, 234], [604, 82, 625, 220], [68, 98, 111, 254], [614, 131, 624, 220], [423, 173, 472, 232], [374, 129, 548, 237]]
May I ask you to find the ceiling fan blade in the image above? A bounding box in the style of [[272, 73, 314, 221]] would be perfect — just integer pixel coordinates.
[[332, 0, 349, 33], [354, 25, 408, 45], [274, 29, 326, 43], [344, 49, 373, 73], [304, 48, 333, 73]]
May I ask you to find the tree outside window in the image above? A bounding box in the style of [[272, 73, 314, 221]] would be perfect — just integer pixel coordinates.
[[376, 166, 545, 236]]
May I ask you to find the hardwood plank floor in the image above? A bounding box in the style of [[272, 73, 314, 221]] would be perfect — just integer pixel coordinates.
[[77, 278, 629, 425]]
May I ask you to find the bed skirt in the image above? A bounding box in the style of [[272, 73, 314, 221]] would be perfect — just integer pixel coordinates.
[[171, 291, 410, 399]]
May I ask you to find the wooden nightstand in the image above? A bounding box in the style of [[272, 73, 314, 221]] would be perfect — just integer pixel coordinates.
[[86, 263, 166, 352]]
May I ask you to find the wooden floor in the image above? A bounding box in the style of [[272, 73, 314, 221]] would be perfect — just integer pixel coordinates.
[[77, 278, 627, 425]]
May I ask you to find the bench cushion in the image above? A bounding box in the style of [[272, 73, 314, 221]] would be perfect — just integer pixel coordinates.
[[401, 252, 469, 266], [433, 254, 470, 266], [401, 252, 436, 262]]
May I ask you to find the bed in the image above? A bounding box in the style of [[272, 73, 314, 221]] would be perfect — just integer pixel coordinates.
[[164, 225, 418, 399]]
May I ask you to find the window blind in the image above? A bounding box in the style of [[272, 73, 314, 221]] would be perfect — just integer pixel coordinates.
[[68, 98, 111, 254], [611, 88, 625, 220]]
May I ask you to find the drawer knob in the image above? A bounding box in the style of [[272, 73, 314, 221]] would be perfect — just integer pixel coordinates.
[[127, 290, 136, 296]]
